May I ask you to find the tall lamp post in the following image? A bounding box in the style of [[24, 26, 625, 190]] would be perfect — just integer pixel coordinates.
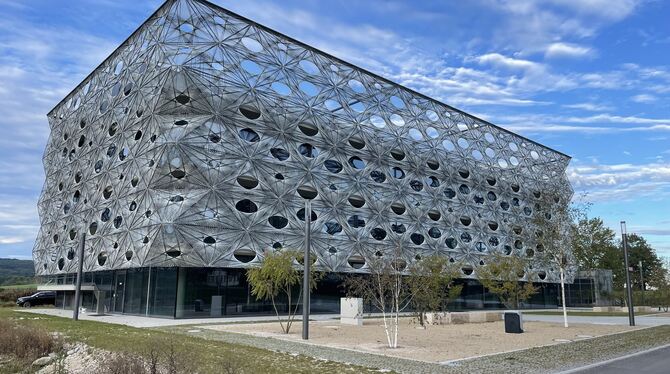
[[638, 260, 645, 306], [621, 221, 635, 326], [302, 198, 312, 340], [73, 232, 86, 321]]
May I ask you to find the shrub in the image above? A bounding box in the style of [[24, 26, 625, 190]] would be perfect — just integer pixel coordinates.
[[0, 319, 61, 361], [0, 287, 37, 306], [101, 353, 148, 374]]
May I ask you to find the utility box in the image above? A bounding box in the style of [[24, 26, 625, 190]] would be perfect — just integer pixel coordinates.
[[504, 311, 524, 333], [340, 297, 363, 326]]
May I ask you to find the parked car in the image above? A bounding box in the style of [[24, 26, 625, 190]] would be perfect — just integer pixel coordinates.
[[16, 291, 56, 307]]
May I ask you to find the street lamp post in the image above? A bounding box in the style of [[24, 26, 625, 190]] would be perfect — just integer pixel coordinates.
[[621, 221, 635, 326], [73, 232, 86, 321], [302, 198, 311, 340], [639, 260, 644, 306]]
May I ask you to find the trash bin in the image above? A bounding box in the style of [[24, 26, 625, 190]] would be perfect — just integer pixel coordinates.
[[504, 311, 523, 333]]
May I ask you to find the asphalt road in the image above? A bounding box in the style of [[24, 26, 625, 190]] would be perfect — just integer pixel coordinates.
[[568, 345, 670, 373]]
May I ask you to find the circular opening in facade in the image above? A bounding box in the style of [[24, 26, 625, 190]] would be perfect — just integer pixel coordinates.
[[203, 236, 216, 245], [298, 123, 318, 136], [233, 249, 256, 263], [410, 180, 423, 191], [391, 223, 406, 234], [324, 222, 342, 235], [370, 227, 386, 240], [410, 233, 425, 245], [347, 215, 365, 228], [97, 252, 108, 266], [235, 199, 258, 213], [298, 143, 318, 158], [445, 237, 457, 249], [390, 167, 405, 179], [166, 249, 181, 258], [348, 137, 365, 149], [370, 170, 386, 183], [175, 94, 190, 105], [462, 266, 474, 275], [428, 210, 441, 221], [324, 160, 343, 173], [348, 195, 365, 208], [390, 149, 405, 160], [239, 105, 261, 120], [348, 156, 365, 169], [391, 203, 405, 215], [268, 216, 288, 229], [428, 227, 442, 238], [270, 148, 289, 161], [297, 208, 317, 222], [347, 256, 366, 269], [239, 128, 260, 142], [297, 185, 318, 199], [237, 175, 259, 189]]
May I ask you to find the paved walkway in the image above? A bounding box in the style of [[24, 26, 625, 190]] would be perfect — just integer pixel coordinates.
[[17, 308, 339, 328], [524, 314, 670, 326]]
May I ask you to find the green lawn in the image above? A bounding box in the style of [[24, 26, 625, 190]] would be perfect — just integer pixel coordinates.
[[0, 308, 377, 373], [525, 310, 657, 317]]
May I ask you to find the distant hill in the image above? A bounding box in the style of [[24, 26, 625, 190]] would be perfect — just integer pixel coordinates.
[[0, 258, 35, 286]]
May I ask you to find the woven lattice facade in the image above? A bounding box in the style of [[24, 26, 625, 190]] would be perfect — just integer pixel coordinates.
[[34, 0, 573, 283]]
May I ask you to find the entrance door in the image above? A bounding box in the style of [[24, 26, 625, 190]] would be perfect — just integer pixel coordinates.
[[113, 271, 126, 313]]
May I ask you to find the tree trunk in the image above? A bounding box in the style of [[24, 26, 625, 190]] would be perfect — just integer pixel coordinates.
[[560, 267, 568, 328]]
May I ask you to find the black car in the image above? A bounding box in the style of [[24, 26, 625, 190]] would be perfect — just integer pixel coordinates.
[[16, 291, 56, 307]]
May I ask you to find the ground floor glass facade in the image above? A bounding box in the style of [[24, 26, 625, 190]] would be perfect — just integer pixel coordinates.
[[48, 267, 589, 318]]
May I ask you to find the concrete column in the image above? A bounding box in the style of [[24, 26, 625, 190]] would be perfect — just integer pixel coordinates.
[[175, 267, 187, 318]]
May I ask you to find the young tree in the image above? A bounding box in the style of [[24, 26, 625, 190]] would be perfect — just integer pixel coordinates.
[[343, 250, 411, 348], [533, 193, 585, 328], [406, 255, 462, 327], [477, 252, 538, 309], [246, 249, 320, 334]]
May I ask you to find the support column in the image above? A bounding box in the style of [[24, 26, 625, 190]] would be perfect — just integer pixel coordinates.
[[175, 267, 187, 318]]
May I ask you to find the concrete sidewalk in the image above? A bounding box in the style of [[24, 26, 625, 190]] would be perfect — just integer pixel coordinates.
[[16, 308, 339, 328], [525, 313, 670, 326]]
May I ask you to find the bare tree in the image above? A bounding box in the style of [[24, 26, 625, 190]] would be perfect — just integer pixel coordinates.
[[343, 250, 411, 348], [406, 255, 462, 327], [533, 192, 587, 327]]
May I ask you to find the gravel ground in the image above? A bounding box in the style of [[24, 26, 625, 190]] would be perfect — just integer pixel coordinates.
[[200, 319, 634, 363], [163, 324, 670, 374]]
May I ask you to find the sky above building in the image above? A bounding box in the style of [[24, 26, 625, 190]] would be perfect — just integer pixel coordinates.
[[0, 0, 668, 260]]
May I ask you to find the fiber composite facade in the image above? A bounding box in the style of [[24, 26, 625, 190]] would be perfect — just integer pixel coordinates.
[[34, 0, 574, 284]]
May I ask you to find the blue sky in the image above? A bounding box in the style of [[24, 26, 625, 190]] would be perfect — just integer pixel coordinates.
[[0, 0, 668, 260]]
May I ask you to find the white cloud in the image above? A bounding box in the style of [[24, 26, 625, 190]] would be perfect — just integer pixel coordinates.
[[476, 53, 542, 71], [569, 161, 670, 195], [545, 42, 593, 58], [631, 94, 657, 103], [546, 0, 640, 20], [563, 102, 613, 111]]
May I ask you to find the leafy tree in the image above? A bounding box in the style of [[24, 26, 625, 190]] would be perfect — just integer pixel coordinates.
[[572, 218, 618, 270], [246, 250, 320, 334], [406, 256, 462, 327], [343, 250, 411, 348], [477, 252, 538, 309], [600, 234, 666, 293]]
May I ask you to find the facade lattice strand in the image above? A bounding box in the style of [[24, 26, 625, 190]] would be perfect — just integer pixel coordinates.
[[34, 0, 574, 284]]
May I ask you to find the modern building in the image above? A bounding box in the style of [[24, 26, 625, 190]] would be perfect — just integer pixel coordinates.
[[34, 0, 574, 317]]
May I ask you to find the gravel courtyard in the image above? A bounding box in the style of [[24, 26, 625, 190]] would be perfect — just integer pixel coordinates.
[[199, 317, 638, 363]]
